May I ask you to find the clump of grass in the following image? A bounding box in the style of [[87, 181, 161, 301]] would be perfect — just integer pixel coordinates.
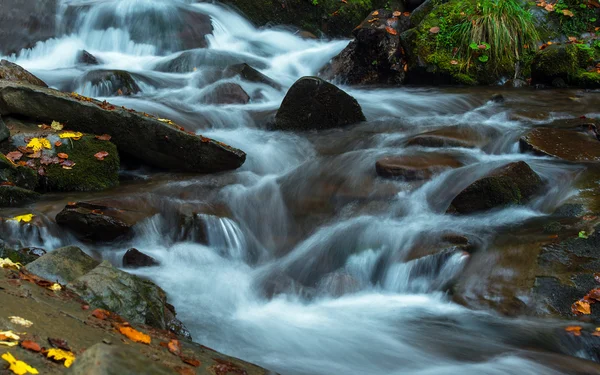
[[452, 0, 540, 71]]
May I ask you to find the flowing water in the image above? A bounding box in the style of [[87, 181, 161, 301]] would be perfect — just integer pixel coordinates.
[[3, 1, 600, 374]]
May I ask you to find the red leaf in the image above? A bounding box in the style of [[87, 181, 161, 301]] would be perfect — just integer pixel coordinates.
[[20, 340, 42, 352]]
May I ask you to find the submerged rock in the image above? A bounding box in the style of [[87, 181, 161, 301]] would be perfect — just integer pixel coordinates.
[[0, 59, 47, 87], [406, 126, 493, 149], [321, 9, 410, 85], [274, 77, 366, 131], [123, 248, 159, 268], [76, 50, 100, 65], [80, 69, 141, 96], [375, 153, 463, 180], [201, 82, 250, 105], [0, 80, 246, 172], [225, 63, 281, 89], [0, 243, 45, 265], [25, 246, 100, 284], [450, 161, 543, 214], [520, 127, 600, 162]]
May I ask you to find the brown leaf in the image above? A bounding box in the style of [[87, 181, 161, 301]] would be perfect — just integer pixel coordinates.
[[372, 10, 379, 16], [572, 300, 591, 315], [91, 309, 111, 320], [28, 151, 41, 159], [385, 26, 398, 35], [588, 288, 600, 301], [175, 367, 196, 375], [429, 26, 440, 34], [94, 151, 109, 161], [17, 146, 32, 155], [6, 151, 23, 162], [57, 153, 69, 159], [450, 60, 459, 65], [48, 337, 71, 351], [20, 340, 42, 352], [181, 356, 201, 367], [55, 141, 62, 147], [393, 11, 401, 17], [95, 134, 112, 141]]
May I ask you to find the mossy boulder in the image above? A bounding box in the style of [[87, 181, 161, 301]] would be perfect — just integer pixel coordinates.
[[531, 44, 600, 88], [449, 161, 543, 214], [224, 0, 403, 38]]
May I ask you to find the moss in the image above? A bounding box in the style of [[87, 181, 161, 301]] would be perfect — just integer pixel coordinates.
[[40, 135, 119, 192], [531, 44, 579, 84], [575, 71, 600, 88], [0, 185, 40, 207], [0, 246, 40, 265]]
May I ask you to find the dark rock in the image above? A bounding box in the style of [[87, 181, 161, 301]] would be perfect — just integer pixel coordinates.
[[520, 127, 600, 162], [450, 161, 543, 214], [321, 9, 409, 85], [68, 261, 188, 334], [0, 81, 246, 172], [0, 0, 57, 55], [76, 50, 100, 65], [69, 343, 174, 375], [489, 94, 505, 103], [274, 77, 366, 131], [56, 201, 154, 242], [0, 185, 39, 207], [123, 248, 159, 268], [0, 60, 47, 87], [375, 153, 463, 180], [80, 70, 141, 96], [201, 82, 250, 105], [25, 246, 100, 284], [404, 0, 427, 11], [225, 63, 281, 89], [0, 115, 8, 142], [0, 243, 45, 265], [531, 45, 578, 86], [0, 153, 38, 191]]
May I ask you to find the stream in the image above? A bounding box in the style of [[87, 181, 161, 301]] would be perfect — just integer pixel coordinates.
[[3, 1, 600, 374]]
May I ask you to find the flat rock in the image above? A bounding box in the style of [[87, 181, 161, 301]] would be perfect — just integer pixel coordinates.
[[0, 59, 47, 87], [520, 127, 600, 162], [406, 126, 492, 149], [25, 246, 100, 284], [274, 77, 366, 131], [0, 80, 246, 172], [375, 153, 463, 180]]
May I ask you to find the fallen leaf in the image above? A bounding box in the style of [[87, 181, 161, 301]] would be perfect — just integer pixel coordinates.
[[403, 12, 410, 16], [49, 283, 62, 292], [429, 26, 440, 34], [94, 151, 109, 161], [9, 316, 33, 328], [545, 4, 554, 11], [168, 339, 181, 356], [1, 352, 39, 374], [393, 10, 401, 17], [59, 131, 83, 141], [50, 121, 64, 131], [385, 26, 398, 35], [175, 367, 196, 375], [20, 341, 42, 353], [565, 325, 582, 336], [37, 167, 46, 177], [57, 153, 69, 159], [562, 9, 574, 17], [372, 10, 379, 16], [95, 134, 111, 141], [595, 273, 600, 283], [6, 152, 23, 162], [0, 259, 22, 270], [450, 60, 459, 65], [55, 141, 62, 147], [572, 299, 591, 315], [48, 338, 71, 351], [28, 151, 41, 159], [118, 326, 151, 344], [92, 308, 111, 321], [0, 332, 20, 341], [26, 138, 51, 152], [9, 214, 34, 224], [46, 348, 76, 368], [181, 356, 201, 367], [0, 341, 18, 347]]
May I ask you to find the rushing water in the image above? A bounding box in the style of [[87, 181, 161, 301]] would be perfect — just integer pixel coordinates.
[[3, 1, 600, 374]]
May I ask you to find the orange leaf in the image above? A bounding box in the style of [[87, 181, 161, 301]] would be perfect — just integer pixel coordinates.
[[55, 141, 62, 147], [450, 60, 459, 65], [91, 309, 110, 320], [20, 340, 42, 352], [565, 326, 582, 336], [588, 288, 600, 301], [57, 153, 69, 159], [403, 12, 410, 16], [181, 356, 201, 367], [168, 339, 181, 356], [572, 300, 591, 315], [118, 326, 151, 344], [385, 26, 398, 35], [94, 151, 109, 161], [393, 11, 401, 17], [372, 10, 379, 16]]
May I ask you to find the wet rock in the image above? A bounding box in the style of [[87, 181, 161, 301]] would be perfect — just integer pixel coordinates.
[[0, 153, 38, 190], [450, 161, 543, 214], [201, 82, 250, 105], [274, 77, 366, 131], [0, 81, 246, 172], [0, 185, 39, 207], [406, 126, 492, 149], [69, 343, 174, 375], [56, 201, 154, 242], [80, 69, 141, 96], [0, 0, 57, 55], [0, 243, 45, 265], [155, 49, 267, 73], [0, 60, 47, 87], [489, 94, 505, 103], [0, 115, 8, 142], [520, 127, 600, 162], [123, 248, 159, 268], [224, 63, 281, 89], [375, 153, 463, 180], [8, 131, 119, 192], [25, 246, 100, 284], [321, 9, 410, 85], [76, 50, 100, 65], [68, 260, 188, 333]]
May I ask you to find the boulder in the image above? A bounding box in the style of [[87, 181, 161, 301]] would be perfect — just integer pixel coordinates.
[[0, 80, 246, 172], [531, 44, 600, 89], [0, 0, 57, 55], [0, 185, 39, 207], [25, 246, 100, 284], [76, 50, 100, 65], [69, 343, 174, 375], [201, 82, 250, 105], [449, 161, 543, 214], [225, 63, 281, 89], [123, 248, 159, 268], [274, 77, 366, 131], [0, 60, 47, 87], [8, 131, 119, 192], [68, 261, 187, 332], [80, 70, 141, 96], [520, 127, 600, 162], [56, 201, 155, 242], [375, 153, 463, 180], [321, 9, 410, 85]]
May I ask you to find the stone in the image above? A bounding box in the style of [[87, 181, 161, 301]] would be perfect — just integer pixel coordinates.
[[520, 127, 600, 162], [0, 60, 47, 87], [0, 0, 57, 55], [123, 248, 159, 268], [531, 44, 578, 86], [449, 161, 543, 214], [0, 243, 45, 265], [406, 126, 492, 149], [0, 185, 39, 207], [68, 261, 187, 332], [25, 246, 100, 284], [201, 82, 250, 105], [375, 153, 463, 180], [69, 343, 174, 375], [274, 77, 366, 131], [489, 94, 505, 103], [76, 50, 100, 65], [321, 9, 410, 85], [0, 80, 246, 172], [80, 70, 141, 96]]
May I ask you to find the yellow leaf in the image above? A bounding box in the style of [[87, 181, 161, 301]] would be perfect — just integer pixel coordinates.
[[0, 259, 22, 270], [0, 332, 20, 341], [118, 326, 151, 344], [26, 138, 51, 152], [46, 348, 76, 368], [50, 121, 64, 131], [157, 118, 174, 125], [0, 341, 18, 347], [8, 316, 33, 328], [1, 352, 39, 375], [9, 214, 34, 223], [49, 283, 62, 291], [59, 131, 83, 141]]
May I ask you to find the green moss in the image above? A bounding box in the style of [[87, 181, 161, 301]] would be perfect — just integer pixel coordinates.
[[575, 71, 600, 88], [40, 135, 119, 192], [531, 44, 579, 84]]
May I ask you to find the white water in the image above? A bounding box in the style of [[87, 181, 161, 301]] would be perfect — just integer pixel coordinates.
[[2, 1, 597, 374]]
